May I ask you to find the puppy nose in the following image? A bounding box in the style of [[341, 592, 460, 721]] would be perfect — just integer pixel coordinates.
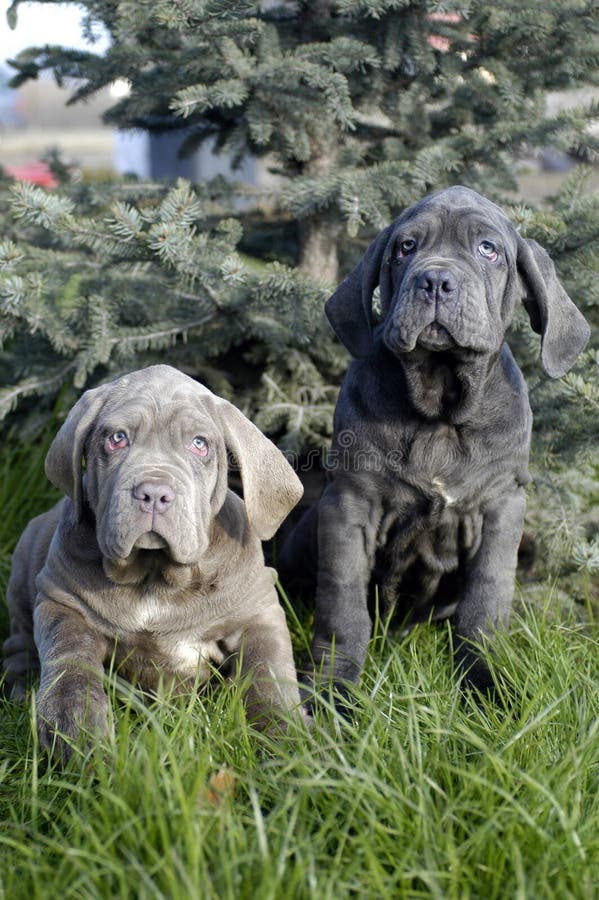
[[416, 269, 458, 302], [133, 481, 175, 514]]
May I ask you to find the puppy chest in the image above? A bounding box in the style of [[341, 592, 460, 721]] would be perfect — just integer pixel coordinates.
[[115, 627, 243, 688], [171, 637, 225, 673], [404, 424, 466, 474], [387, 423, 525, 515], [392, 427, 478, 503]]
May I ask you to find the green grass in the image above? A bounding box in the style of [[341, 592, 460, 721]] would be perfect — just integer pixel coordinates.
[[0, 433, 598, 899]]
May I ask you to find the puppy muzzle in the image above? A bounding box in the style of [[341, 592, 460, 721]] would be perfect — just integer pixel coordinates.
[[97, 470, 207, 566], [384, 259, 497, 355]]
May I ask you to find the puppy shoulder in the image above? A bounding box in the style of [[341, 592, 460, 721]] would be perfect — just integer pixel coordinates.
[[12, 500, 66, 575], [7, 501, 64, 615], [33, 499, 104, 605], [334, 358, 381, 427]]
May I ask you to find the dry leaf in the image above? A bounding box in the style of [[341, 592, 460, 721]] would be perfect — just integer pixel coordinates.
[[197, 767, 236, 810]]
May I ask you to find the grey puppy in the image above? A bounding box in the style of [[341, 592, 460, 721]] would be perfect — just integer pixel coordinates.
[[279, 186, 590, 699], [3, 365, 304, 758]]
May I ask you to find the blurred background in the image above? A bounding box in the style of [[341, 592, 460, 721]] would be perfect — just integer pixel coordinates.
[[1, 1, 597, 198], [1, 3, 113, 181], [0, 1, 276, 187]]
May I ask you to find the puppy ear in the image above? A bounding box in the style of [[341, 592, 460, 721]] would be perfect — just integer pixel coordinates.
[[517, 237, 590, 377], [325, 223, 395, 358], [45, 383, 111, 520], [209, 397, 303, 540]]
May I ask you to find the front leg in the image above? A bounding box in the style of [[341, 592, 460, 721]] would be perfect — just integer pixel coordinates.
[[454, 488, 526, 693], [311, 483, 382, 694], [34, 596, 109, 760], [238, 602, 304, 731]]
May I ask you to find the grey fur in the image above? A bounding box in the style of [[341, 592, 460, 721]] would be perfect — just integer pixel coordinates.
[[279, 186, 590, 698], [3, 365, 304, 758]]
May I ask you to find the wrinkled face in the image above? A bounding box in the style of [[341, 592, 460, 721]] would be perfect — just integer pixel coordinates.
[[382, 196, 518, 356], [84, 385, 223, 566]]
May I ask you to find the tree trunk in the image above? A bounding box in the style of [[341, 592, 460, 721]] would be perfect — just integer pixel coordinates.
[[298, 212, 340, 285], [296, 0, 341, 286], [296, 131, 341, 285]]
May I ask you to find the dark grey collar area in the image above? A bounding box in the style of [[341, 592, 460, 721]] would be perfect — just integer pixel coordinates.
[[368, 337, 503, 425]]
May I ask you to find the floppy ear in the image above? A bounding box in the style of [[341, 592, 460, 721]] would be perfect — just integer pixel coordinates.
[[517, 236, 590, 378], [208, 397, 303, 540], [45, 383, 111, 520], [325, 223, 395, 358]]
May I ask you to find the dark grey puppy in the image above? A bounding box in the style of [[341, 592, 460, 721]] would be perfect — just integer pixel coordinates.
[[279, 186, 590, 698]]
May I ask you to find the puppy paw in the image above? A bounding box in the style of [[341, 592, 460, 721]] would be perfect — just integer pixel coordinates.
[[301, 679, 356, 721], [455, 646, 497, 700], [0, 677, 29, 702], [36, 673, 109, 762]]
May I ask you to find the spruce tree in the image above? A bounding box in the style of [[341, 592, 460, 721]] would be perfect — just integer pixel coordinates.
[[2, 0, 598, 586], [7, 0, 599, 282], [0, 171, 337, 449]]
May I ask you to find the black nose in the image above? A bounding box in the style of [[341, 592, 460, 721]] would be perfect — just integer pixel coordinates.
[[416, 269, 458, 302], [133, 481, 175, 514]]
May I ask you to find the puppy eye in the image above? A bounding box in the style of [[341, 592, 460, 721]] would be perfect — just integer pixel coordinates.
[[106, 431, 129, 452], [397, 238, 417, 259], [190, 436, 209, 458], [478, 240, 498, 262]]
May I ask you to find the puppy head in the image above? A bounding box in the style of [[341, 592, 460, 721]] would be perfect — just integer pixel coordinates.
[[326, 186, 589, 375], [45, 365, 303, 567]]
